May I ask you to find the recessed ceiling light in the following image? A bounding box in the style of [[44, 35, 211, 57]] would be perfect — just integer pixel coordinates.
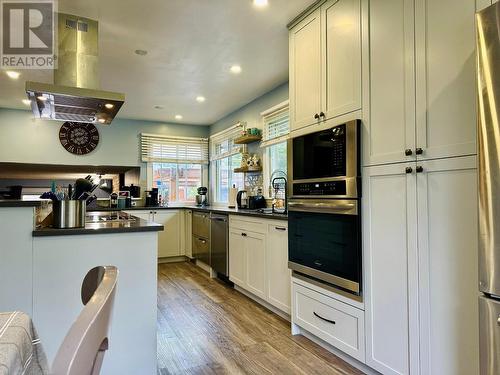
[[98, 118, 106, 123], [175, 115, 183, 120], [154, 105, 164, 110], [135, 49, 148, 56], [196, 96, 206, 103], [37, 95, 47, 101], [5, 70, 20, 79], [230, 65, 242, 74], [253, 0, 269, 7], [22, 99, 31, 106], [104, 103, 114, 109]]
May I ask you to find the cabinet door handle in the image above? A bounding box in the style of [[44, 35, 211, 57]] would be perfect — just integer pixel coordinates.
[[241, 232, 247, 237], [314, 113, 320, 120], [275, 226, 287, 231], [416, 147, 423, 155], [405, 166, 413, 174], [313, 312, 336, 325], [319, 112, 325, 118], [416, 166, 424, 173], [405, 149, 413, 156]]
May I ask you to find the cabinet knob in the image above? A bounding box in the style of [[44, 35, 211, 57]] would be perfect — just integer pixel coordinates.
[[416, 166, 424, 173], [405, 149, 413, 156], [241, 232, 247, 237], [314, 113, 320, 120], [319, 112, 325, 118], [416, 148, 424, 155], [405, 166, 413, 174]]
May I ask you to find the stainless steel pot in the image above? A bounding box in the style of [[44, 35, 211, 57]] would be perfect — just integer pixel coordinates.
[[52, 200, 86, 228]]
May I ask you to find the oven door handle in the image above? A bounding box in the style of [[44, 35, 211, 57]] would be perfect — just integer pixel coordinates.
[[288, 200, 358, 215]]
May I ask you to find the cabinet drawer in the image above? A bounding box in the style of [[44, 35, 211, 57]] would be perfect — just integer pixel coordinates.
[[229, 216, 266, 234], [192, 235, 209, 265], [192, 212, 210, 238], [292, 283, 365, 362]]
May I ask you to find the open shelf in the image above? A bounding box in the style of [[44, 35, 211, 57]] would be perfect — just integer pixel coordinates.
[[233, 166, 262, 173], [233, 134, 262, 144]]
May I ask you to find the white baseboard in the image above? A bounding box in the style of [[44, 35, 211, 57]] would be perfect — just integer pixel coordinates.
[[292, 325, 380, 375], [234, 285, 290, 322], [157, 256, 188, 264]]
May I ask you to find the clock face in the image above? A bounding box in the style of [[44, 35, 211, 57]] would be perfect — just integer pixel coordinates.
[[59, 122, 100, 155]]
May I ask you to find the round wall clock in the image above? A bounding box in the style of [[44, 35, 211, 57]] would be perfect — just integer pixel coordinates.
[[59, 122, 100, 155]]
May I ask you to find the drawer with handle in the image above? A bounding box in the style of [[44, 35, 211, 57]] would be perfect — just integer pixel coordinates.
[[292, 282, 365, 362]]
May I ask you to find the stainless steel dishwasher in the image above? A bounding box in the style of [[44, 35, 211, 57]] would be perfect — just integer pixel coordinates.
[[210, 213, 228, 277]]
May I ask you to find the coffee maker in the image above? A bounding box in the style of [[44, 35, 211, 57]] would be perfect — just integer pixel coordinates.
[[195, 187, 208, 207], [145, 188, 159, 207]]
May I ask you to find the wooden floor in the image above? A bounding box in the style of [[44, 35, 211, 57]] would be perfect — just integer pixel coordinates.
[[157, 262, 364, 375]]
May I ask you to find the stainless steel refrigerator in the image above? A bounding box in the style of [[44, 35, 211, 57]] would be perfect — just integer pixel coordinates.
[[477, 3, 500, 374]]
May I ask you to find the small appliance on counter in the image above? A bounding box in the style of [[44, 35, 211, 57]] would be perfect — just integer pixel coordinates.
[[248, 194, 266, 210], [195, 186, 209, 207], [120, 184, 141, 198], [118, 191, 131, 209], [110, 193, 118, 208], [236, 190, 248, 209], [0, 185, 22, 200], [145, 188, 159, 207]]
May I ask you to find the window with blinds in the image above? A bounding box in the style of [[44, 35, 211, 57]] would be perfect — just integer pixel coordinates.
[[261, 101, 289, 148], [209, 124, 244, 161], [140, 134, 209, 164]]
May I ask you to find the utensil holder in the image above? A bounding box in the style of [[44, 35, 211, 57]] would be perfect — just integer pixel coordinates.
[[52, 200, 86, 228]]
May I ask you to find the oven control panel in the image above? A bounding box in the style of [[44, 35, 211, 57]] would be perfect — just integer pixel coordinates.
[[293, 180, 347, 196]]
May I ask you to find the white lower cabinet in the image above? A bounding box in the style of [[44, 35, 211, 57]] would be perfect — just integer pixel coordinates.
[[292, 281, 365, 362], [363, 155, 478, 375], [125, 209, 182, 258], [228, 216, 290, 314], [267, 224, 292, 314]]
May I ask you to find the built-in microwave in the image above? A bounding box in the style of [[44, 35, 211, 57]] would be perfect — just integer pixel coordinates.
[[288, 120, 360, 199]]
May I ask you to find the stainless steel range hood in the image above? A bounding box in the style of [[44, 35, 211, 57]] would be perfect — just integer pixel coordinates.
[[25, 13, 124, 125]]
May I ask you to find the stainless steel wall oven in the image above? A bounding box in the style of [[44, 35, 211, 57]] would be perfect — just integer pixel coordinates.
[[288, 120, 362, 295]]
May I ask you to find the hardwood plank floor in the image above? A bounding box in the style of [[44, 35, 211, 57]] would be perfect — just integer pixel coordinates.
[[157, 261, 364, 375]]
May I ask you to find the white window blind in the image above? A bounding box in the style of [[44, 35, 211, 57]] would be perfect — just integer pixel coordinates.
[[209, 122, 245, 162], [141, 134, 209, 164], [261, 101, 289, 148]]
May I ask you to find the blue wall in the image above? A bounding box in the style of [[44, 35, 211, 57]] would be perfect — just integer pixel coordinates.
[[0, 108, 209, 167], [209, 82, 289, 136]]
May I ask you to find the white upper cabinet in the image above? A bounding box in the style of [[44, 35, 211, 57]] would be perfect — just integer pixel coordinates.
[[322, 0, 362, 120], [416, 156, 479, 375], [363, 0, 416, 166], [289, 0, 362, 134], [415, 0, 478, 160], [289, 8, 322, 132], [363, 0, 479, 166]]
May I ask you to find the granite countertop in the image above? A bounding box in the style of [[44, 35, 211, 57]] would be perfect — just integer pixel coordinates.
[[33, 211, 164, 237], [88, 205, 288, 221], [0, 199, 50, 207]]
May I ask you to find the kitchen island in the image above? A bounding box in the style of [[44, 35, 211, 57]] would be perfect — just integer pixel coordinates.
[[0, 201, 163, 375]]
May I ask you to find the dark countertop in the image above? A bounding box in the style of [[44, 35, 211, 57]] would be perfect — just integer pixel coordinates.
[[33, 212, 164, 237], [0, 199, 50, 207], [89, 205, 288, 221]]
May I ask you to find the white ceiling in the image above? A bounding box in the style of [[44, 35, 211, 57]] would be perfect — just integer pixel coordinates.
[[0, 0, 313, 125]]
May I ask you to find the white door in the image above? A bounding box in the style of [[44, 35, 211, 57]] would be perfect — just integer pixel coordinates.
[[229, 229, 246, 287], [289, 8, 322, 132], [321, 0, 361, 121], [363, 0, 416, 166], [415, 0, 477, 160], [266, 223, 291, 313], [416, 156, 479, 375], [363, 163, 419, 375], [244, 231, 267, 300], [154, 211, 181, 258]]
